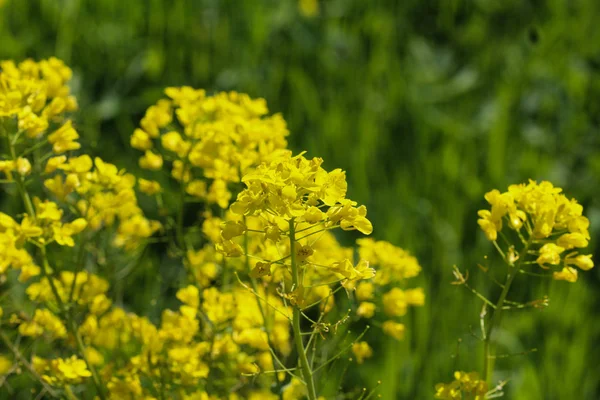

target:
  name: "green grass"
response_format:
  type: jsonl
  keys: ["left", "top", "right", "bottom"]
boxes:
{"left": 1, "top": 0, "right": 600, "bottom": 398}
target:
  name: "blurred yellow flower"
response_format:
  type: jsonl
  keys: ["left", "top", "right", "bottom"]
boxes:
{"left": 299, "top": 0, "right": 319, "bottom": 17}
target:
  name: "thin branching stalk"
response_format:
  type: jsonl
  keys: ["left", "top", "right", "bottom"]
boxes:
{"left": 5, "top": 130, "right": 107, "bottom": 399}
{"left": 483, "top": 237, "right": 533, "bottom": 384}
{"left": 243, "top": 217, "right": 284, "bottom": 399}
{"left": 0, "top": 330, "right": 59, "bottom": 397}
{"left": 289, "top": 219, "right": 318, "bottom": 400}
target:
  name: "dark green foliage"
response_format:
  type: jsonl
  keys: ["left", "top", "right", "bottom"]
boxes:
{"left": 1, "top": 0, "right": 599, "bottom": 398}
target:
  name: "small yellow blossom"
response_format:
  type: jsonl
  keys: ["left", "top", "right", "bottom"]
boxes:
{"left": 0, "top": 355, "right": 12, "bottom": 375}
{"left": 553, "top": 266, "right": 578, "bottom": 282}
{"left": 139, "top": 150, "right": 163, "bottom": 170}
{"left": 356, "top": 302, "right": 376, "bottom": 318}
{"left": 478, "top": 180, "right": 593, "bottom": 283}
{"left": 435, "top": 371, "right": 488, "bottom": 400}
{"left": 16, "top": 157, "right": 31, "bottom": 175}
{"left": 130, "top": 128, "right": 153, "bottom": 150}
{"left": 351, "top": 341, "right": 373, "bottom": 364}
{"left": 382, "top": 321, "right": 405, "bottom": 340}
{"left": 299, "top": 0, "right": 319, "bottom": 18}
{"left": 138, "top": 178, "right": 162, "bottom": 195}
{"left": 48, "top": 120, "right": 81, "bottom": 154}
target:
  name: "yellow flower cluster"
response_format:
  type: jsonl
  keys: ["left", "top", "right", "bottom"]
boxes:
{"left": 72, "top": 284, "right": 291, "bottom": 398}
{"left": 357, "top": 238, "right": 422, "bottom": 285}
{"left": 44, "top": 155, "right": 161, "bottom": 249}
{"left": 229, "top": 151, "right": 372, "bottom": 235}
{"left": 0, "top": 58, "right": 77, "bottom": 138}
{"left": 351, "top": 341, "right": 373, "bottom": 364}
{"left": 0, "top": 57, "right": 426, "bottom": 399}
{"left": 217, "top": 152, "right": 376, "bottom": 290}
{"left": 33, "top": 355, "right": 92, "bottom": 386}
{"left": 0, "top": 200, "right": 88, "bottom": 281}
{"left": 18, "top": 308, "right": 67, "bottom": 339}
{"left": 0, "top": 58, "right": 159, "bottom": 253}
{"left": 353, "top": 239, "right": 424, "bottom": 340}
{"left": 435, "top": 371, "right": 488, "bottom": 400}
{"left": 0, "top": 354, "right": 12, "bottom": 376}
{"left": 25, "top": 271, "right": 111, "bottom": 309}
{"left": 131, "top": 87, "right": 288, "bottom": 208}
{"left": 477, "top": 180, "right": 593, "bottom": 282}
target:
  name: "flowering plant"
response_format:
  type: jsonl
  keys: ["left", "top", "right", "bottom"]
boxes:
{"left": 0, "top": 58, "right": 423, "bottom": 400}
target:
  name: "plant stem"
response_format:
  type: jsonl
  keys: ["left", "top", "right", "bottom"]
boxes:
{"left": 39, "top": 246, "right": 107, "bottom": 400}
{"left": 243, "top": 217, "right": 284, "bottom": 399}
{"left": 483, "top": 238, "right": 532, "bottom": 384}
{"left": 6, "top": 128, "right": 107, "bottom": 399}
{"left": 0, "top": 330, "right": 59, "bottom": 397}
{"left": 289, "top": 219, "right": 318, "bottom": 400}
{"left": 4, "top": 130, "right": 35, "bottom": 216}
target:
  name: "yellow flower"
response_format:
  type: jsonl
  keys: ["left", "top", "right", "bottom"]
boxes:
{"left": 477, "top": 209, "right": 499, "bottom": 241}
{"left": 206, "top": 179, "right": 231, "bottom": 208}
{"left": 303, "top": 206, "right": 325, "bottom": 224}
{"left": 250, "top": 262, "right": 272, "bottom": 279}
{"left": 176, "top": 285, "right": 200, "bottom": 309}
{"left": 48, "top": 120, "right": 81, "bottom": 154}
{"left": 382, "top": 321, "right": 405, "bottom": 340}
{"left": 565, "top": 253, "right": 594, "bottom": 271}
{"left": 221, "top": 220, "right": 247, "bottom": 240}
{"left": 130, "top": 128, "right": 153, "bottom": 150}
{"left": 52, "top": 218, "right": 87, "bottom": 247}
{"left": 0, "top": 355, "right": 12, "bottom": 376}
{"left": 53, "top": 356, "right": 92, "bottom": 383}
{"left": 405, "top": 288, "right": 425, "bottom": 306}
{"left": 18, "top": 106, "right": 48, "bottom": 138}
{"left": 19, "top": 308, "right": 67, "bottom": 339}
{"left": 44, "top": 156, "right": 67, "bottom": 173}
{"left": 0, "top": 160, "right": 15, "bottom": 177}
{"left": 383, "top": 288, "right": 407, "bottom": 317}
{"left": 557, "top": 232, "right": 588, "bottom": 249}
{"left": 479, "top": 180, "right": 593, "bottom": 281}
{"left": 298, "top": 0, "right": 319, "bottom": 18}
{"left": 351, "top": 341, "right": 373, "bottom": 364}
{"left": 356, "top": 302, "right": 376, "bottom": 318}
{"left": 435, "top": 371, "right": 488, "bottom": 400}
{"left": 356, "top": 238, "right": 421, "bottom": 285}
{"left": 186, "top": 180, "right": 207, "bottom": 198}
{"left": 231, "top": 152, "right": 371, "bottom": 235}
{"left": 215, "top": 240, "right": 244, "bottom": 257}
{"left": 18, "top": 264, "right": 40, "bottom": 282}
{"left": 84, "top": 347, "right": 104, "bottom": 366}
{"left": 355, "top": 282, "right": 374, "bottom": 301}
{"left": 16, "top": 157, "right": 31, "bottom": 176}
{"left": 536, "top": 243, "right": 565, "bottom": 267}
{"left": 19, "top": 215, "right": 43, "bottom": 238}
{"left": 161, "top": 130, "right": 190, "bottom": 157}
{"left": 138, "top": 178, "right": 162, "bottom": 195}
{"left": 283, "top": 377, "right": 307, "bottom": 400}
{"left": 553, "top": 266, "right": 578, "bottom": 282}
{"left": 139, "top": 150, "right": 163, "bottom": 170}
{"left": 89, "top": 294, "right": 112, "bottom": 315}
{"left": 295, "top": 243, "right": 314, "bottom": 262}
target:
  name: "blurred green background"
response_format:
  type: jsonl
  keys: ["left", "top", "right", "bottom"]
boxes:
{"left": 2, "top": 0, "right": 600, "bottom": 398}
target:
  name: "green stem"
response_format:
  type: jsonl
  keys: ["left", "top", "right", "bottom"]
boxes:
{"left": 5, "top": 132, "right": 35, "bottom": 216}
{"left": 5, "top": 124, "right": 107, "bottom": 399}
{"left": 243, "top": 217, "right": 284, "bottom": 399}
{"left": 0, "top": 330, "right": 59, "bottom": 397}
{"left": 483, "top": 237, "right": 532, "bottom": 384}
{"left": 68, "top": 218, "right": 89, "bottom": 304}
{"left": 176, "top": 177, "right": 187, "bottom": 252}
{"left": 39, "top": 246, "right": 107, "bottom": 400}
{"left": 289, "top": 219, "right": 318, "bottom": 400}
